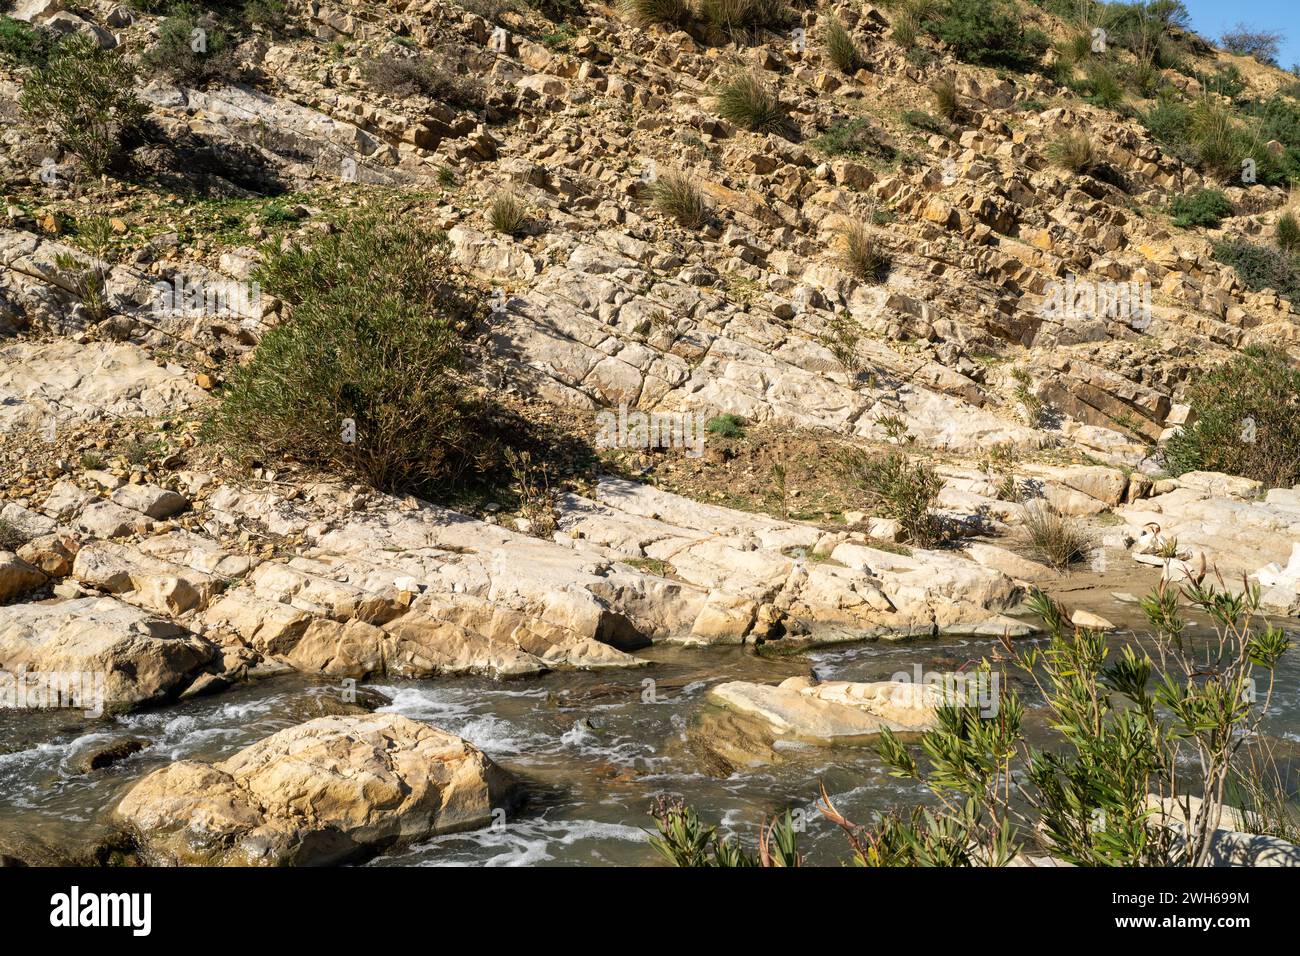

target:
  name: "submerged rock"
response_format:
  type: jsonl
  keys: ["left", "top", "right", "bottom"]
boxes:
{"left": 114, "top": 713, "right": 515, "bottom": 866}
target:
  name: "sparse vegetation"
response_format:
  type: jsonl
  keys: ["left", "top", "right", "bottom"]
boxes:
{"left": 621, "top": 0, "right": 690, "bottom": 26}
{"left": 1219, "top": 23, "right": 1283, "bottom": 66}
{"left": 142, "top": 5, "right": 238, "bottom": 87}
{"left": 361, "top": 53, "right": 485, "bottom": 109}
{"left": 842, "top": 449, "right": 945, "bottom": 547}
{"left": 931, "top": 77, "right": 960, "bottom": 121}
{"left": 1278, "top": 211, "right": 1300, "bottom": 253}
{"left": 0, "top": 517, "right": 29, "bottom": 551}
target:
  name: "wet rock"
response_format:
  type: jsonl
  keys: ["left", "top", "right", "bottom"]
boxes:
{"left": 0, "top": 597, "right": 216, "bottom": 712}
{"left": 69, "top": 736, "right": 149, "bottom": 774}
{"left": 114, "top": 714, "right": 515, "bottom": 866}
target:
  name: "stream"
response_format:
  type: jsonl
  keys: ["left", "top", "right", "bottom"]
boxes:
{"left": 3, "top": 584, "right": 1299, "bottom": 867}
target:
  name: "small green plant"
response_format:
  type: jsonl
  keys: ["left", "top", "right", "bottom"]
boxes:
{"left": 825, "top": 17, "right": 864, "bottom": 75}
{"left": 1169, "top": 188, "right": 1233, "bottom": 228}
{"left": 362, "top": 53, "right": 485, "bottom": 109}
{"left": 705, "top": 413, "right": 745, "bottom": 438}
{"left": 80, "top": 450, "right": 105, "bottom": 470}
{"left": 1276, "top": 211, "right": 1300, "bottom": 253}
{"left": 810, "top": 118, "right": 896, "bottom": 161}
{"left": 488, "top": 191, "right": 528, "bottom": 236}
{"left": 820, "top": 311, "right": 867, "bottom": 380}
{"left": 51, "top": 215, "right": 115, "bottom": 324}
{"left": 19, "top": 36, "right": 147, "bottom": 176}
{"left": 698, "top": 0, "right": 791, "bottom": 33}
{"left": 504, "top": 447, "right": 558, "bottom": 538}
{"left": 437, "top": 166, "right": 458, "bottom": 188}
{"left": 1020, "top": 501, "right": 1092, "bottom": 570}
{"left": 650, "top": 170, "right": 708, "bottom": 229}
{"left": 714, "top": 72, "right": 788, "bottom": 134}
{"left": 1045, "top": 131, "right": 1096, "bottom": 173}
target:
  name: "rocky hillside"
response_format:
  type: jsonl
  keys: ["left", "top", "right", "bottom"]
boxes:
{"left": 1, "top": 0, "right": 1299, "bottom": 866}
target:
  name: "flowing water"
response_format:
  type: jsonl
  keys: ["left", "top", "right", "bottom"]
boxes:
{"left": 3, "top": 586, "right": 1299, "bottom": 867}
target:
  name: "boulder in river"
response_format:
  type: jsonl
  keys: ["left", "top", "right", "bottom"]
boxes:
{"left": 114, "top": 713, "right": 515, "bottom": 866}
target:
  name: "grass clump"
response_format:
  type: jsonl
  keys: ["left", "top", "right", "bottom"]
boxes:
{"left": 834, "top": 217, "right": 888, "bottom": 282}
{"left": 1163, "top": 347, "right": 1300, "bottom": 488}
{"left": 1169, "top": 188, "right": 1232, "bottom": 229}
{"left": 930, "top": 77, "right": 960, "bottom": 121}
{"left": 650, "top": 170, "right": 708, "bottom": 229}
{"left": 487, "top": 191, "right": 528, "bottom": 236}
{"left": 698, "top": 0, "right": 792, "bottom": 33}
{"left": 1020, "top": 501, "right": 1093, "bottom": 570}
{"left": 825, "top": 17, "right": 864, "bottom": 75}
{"left": 705, "top": 413, "right": 745, "bottom": 438}
{"left": 1045, "top": 131, "right": 1096, "bottom": 173}
{"left": 19, "top": 36, "right": 147, "bottom": 177}
{"left": 204, "top": 214, "right": 484, "bottom": 494}
{"left": 1277, "top": 212, "right": 1300, "bottom": 254}
{"left": 621, "top": 0, "right": 689, "bottom": 26}
{"left": 714, "top": 72, "right": 788, "bottom": 134}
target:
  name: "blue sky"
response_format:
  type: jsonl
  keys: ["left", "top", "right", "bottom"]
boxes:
{"left": 1181, "top": 0, "right": 1299, "bottom": 72}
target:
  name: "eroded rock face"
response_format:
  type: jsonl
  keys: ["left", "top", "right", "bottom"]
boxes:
{"left": 114, "top": 714, "right": 515, "bottom": 866}
{"left": 0, "top": 597, "right": 215, "bottom": 712}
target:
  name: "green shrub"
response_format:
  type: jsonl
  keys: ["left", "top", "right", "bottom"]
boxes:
{"left": 714, "top": 72, "right": 788, "bottom": 134}
{"left": 704, "top": 413, "right": 745, "bottom": 438}
{"left": 142, "top": 5, "right": 238, "bottom": 87}
{"left": 19, "top": 36, "right": 147, "bottom": 176}
{"left": 1212, "top": 237, "right": 1300, "bottom": 302}
{"left": 1168, "top": 187, "right": 1232, "bottom": 228}
{"left": 205, "top": 214, "right": 483, "bottom": 494}
{"left": 1163, "top": 347, "right": 1300, "bottom": 488}
{"left": 825, "top": 17, "right": 864, "bottom": 74}
{"left": 810, "top": 117, "right": 896, "bottom": 160}
{"left": 1081, "top": 62, "right": 1123, "bottom": 108}
{"left": 843, "top": 449, "right": 944, "bottom": 547}
{"left": 0, "top": 16, "right": 60, "bottom": 68}
{"left": 927, "top": 0, "right": 1044, "bottom": 70}
{"left": 650, "top": 169, "right": 707, "bottom": 228}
